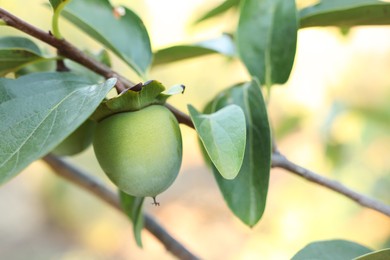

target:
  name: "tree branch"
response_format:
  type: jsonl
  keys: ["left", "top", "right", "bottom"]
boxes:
{"left": 272, "top": 152, "right": 390, "bottom": 217}
{"left": 42, "top": 154, "right": 200, "bottom": 260}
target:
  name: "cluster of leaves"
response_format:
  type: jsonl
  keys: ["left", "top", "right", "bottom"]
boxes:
{"left": 1, "top": 0, "right": 390, "bottom": 257}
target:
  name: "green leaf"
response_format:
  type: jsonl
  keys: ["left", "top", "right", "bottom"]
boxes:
{"left": 355, "top": 248, "right": 390, "bottom": 260}
{"left": 62, "top": 0, "right": 152, "bottom": 76}
{"left": 0, "top": 72, "right": 116, "bottom": 184}
{"left": 152, "top": 34, "right": 236, "bottom": 66}
{"left": 300, "top": 0, "right": 390, "bottom": 28}
{"left": 188, "top": 104, "right": 246, "bottom": 180}
{"left": 119, "top": 191, "right": 144, "bottom": 248}
{"left": 0, "top": 36, "right": 52, "bottom": 76}
{"left": 195, "top": 0, "right": 240, "bottom": 24}
{"left": 202, "top": 79, "right": 271, "bottom": 226}
{"left": 91, "top": 80, "right": 166, "bottom": 122}
{"left": 237, "top": 0, "right": 298, "bottom": 87}
{"left": 292, "top": 239, "right": 373, "bottom": 260}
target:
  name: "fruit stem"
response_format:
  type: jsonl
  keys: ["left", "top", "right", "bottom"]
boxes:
{"left": 152, "top": 197, "right": 160, "bottom": 206}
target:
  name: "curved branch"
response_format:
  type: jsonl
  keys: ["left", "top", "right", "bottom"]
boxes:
{"left": 42, "top": 154, "right": 200, "bottom": 260}
{"left": 272, "top": 152, "right": 390, "bottom": 217}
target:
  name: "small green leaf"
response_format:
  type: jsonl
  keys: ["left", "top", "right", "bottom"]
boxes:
{"left": 62, "top": 0, "right": 152, "bottom": 76}
{"left": 91, "top": 80, "right": 166, "bottom": 122}
{"left": 0, "top": 36, "right": 52, "bottom": 76}
{"left": 119, "top": 191, "right": 144, "bottom": 248}
{"left": 292, "top": 239, "right": 373, "bottom": 260}
{"left": 237, "top": 0, "right": 298, "bottom": 87}
{"left": 189, "top": 104, "right": 246, "bottom": 180}
{"left": 195, "top": 0, "right": 240, "bottom": 24}
{"left": 300, "top": 0, "right": 390, "bottom": 28}
{"left": 156, "top": 84, "right": 185, "bottom": 103}
{"left": 152, "top": 34, "right": 236, "bottom": 66}
{"left": 0, "top": 72, "right": 116, "bottom": 184}
{"left": 202, "top": 79, "right": 271, "bottom": 226}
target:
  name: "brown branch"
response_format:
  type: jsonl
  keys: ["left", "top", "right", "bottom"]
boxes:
{"left": 165, "top": 103, "right": 194, "bottom": 128}
{"left": 42, "top": 154, "right": 200, "bottom": 260}
{"left": 272, "top": 152, "right": 390, "bottom": 217}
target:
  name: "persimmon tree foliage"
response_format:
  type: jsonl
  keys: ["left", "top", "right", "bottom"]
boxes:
{"left": 1, "top": 0, "right": 390, "bottom": 259}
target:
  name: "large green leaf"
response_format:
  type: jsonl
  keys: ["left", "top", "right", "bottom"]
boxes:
{"left": 237, "top": 0, "right": 297, "bottom": 87}
{"left": 195, "top": 0, "right": 240, "bottom": 24}
{"left": 119, "top": 191, "right": 144, "bottom": 248}
{"left": 0, "top": 72, "right": 116, "bottom": 184}
{"left": 152, "top": 34, "right": 236, "bottom": 66}
{"left": 188, "top": 104, "right": 246, "bottom": 180}
{"left": 62, "top": 0, "right": 152, "bottom": 76}
{"left": 300, "top": 0, "right": 390, "bottom": 28}
{"left": 356, "top": 248, "right": 390, "bottom": 260}
{"left": 0, "top": 36, "right": 51, "bottom": 76}
{"left": 202, "top": 79, "right": 271, "bottom": 227}
{"left": 292, "top": 239, "right": 372, "bottom": 260}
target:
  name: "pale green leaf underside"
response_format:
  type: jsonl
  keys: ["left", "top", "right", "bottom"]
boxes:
{"left": 292, "top": 239, "right": 372, "bottom": 260}
{"left": 189, "top": 104, "right": 246, "bottom": 180}
{"left": 0, "top": 72, "right": 116, "bottom": 184}
{"left": 300, "top": 0, "right": 390, "bottom": 28}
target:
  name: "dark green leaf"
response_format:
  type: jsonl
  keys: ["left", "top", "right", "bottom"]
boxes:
{"left": 202, "top": 79, "right": 271, "bottom": 226}
{"left": 355, "top": 248, "right": 390, "bottom": 260}
{"left": 300, "top": 0, "right": 390, "bottom": 28}
{"left": 62, "top": 0, "right": 152, "bottom": 75}
{"left": 237, "top": 0, "right": 298, "bottom": 87}
{"left": 292, "top": 239, "right": 372, "bottom": 260}
{"left": 195, "top": 0, "right": 240, "bottom": 24}
{"left": 152, "top": 34, "right": 236, "bottom": 66}
{"left": 188, "top": 104, "right": 246, "bottom": 180}
{"left": 0, "top": 36, "right": 51, "bottom": 76}
{"left": 0, "top": 72, "right": 116, "bottom": 184}
{"left": 119, "top": 191, "right": 144, "bottom": 248}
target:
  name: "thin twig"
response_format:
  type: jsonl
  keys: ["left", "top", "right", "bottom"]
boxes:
{"left": 42, "top": 154, "right": 200, "bottom": 260}
{"left": 272, "top": 152, "right": 390, "bottom": 217}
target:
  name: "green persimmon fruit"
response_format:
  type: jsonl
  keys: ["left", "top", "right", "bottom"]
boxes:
{"left": 52, "top": 120, "right": 96, "bottom": 156}
{"left": 93, "top": 105, "right": 182, "bottom": 198}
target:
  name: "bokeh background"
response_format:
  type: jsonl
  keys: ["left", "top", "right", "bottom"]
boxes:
{"left": 1, "top": 0, "right": 390, "bottom": 259}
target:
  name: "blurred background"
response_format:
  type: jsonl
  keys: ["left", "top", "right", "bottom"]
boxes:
{"left": 1, "top": 0, "right": 390, "bottom": 259}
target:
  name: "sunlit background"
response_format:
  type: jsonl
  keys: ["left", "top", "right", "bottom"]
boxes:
{"left": 1, "top": 0, "right": 390, "bottom": 259}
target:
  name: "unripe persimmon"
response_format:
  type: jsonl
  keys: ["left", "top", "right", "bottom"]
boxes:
{"left": 93, "top": 105, "right": 182, "bottom": 198}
